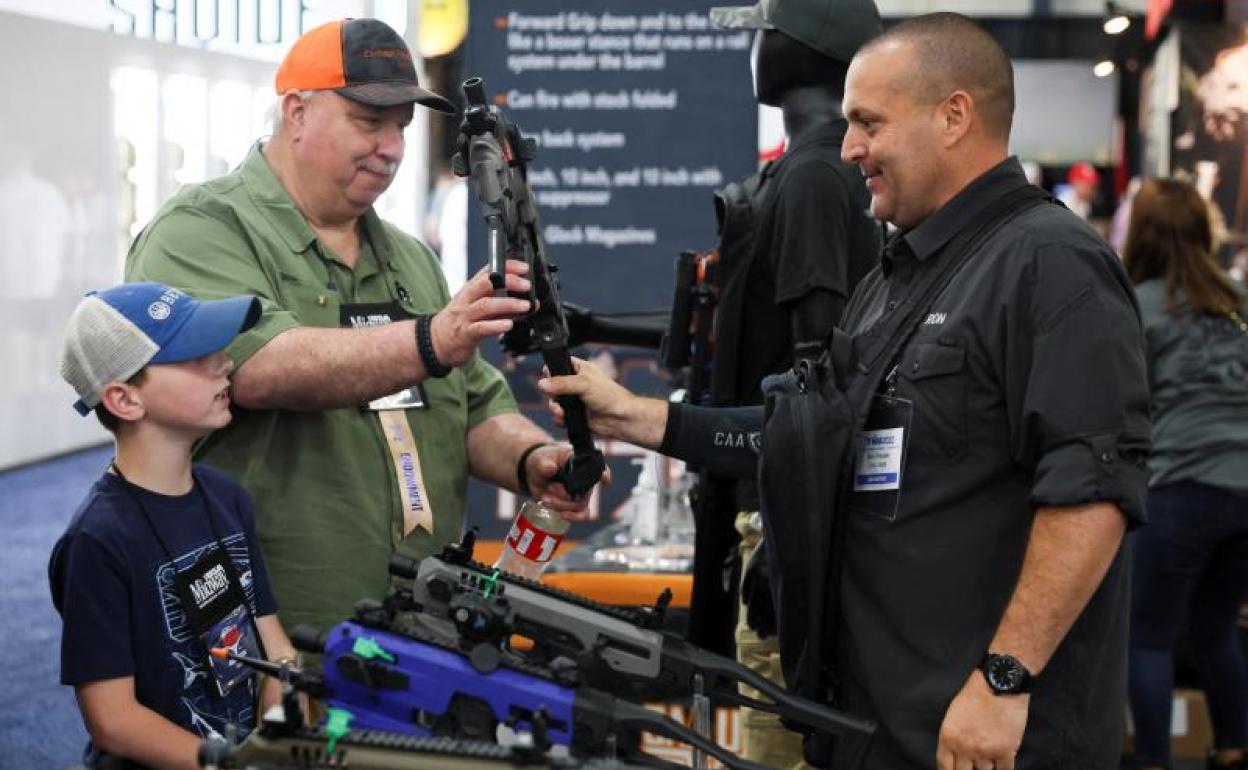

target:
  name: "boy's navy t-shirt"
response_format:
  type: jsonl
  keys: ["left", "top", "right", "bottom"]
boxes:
{"left": 49, "top": 464, "right": 277, "bottom": 765}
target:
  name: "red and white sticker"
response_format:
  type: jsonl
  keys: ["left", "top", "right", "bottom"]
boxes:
{"left": 505, "top": 515, "right": 564, "bottom": 564}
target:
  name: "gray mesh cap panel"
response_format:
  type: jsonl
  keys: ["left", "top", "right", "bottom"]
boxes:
{"left": 61, "top": 296, "right": 159, "bottom": 412}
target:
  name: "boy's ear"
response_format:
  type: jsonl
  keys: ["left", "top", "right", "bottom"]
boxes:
{"left": 99, "top": 382, "right": 145, "bottom": 424}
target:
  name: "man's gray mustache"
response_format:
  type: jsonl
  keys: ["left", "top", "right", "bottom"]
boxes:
{"left": 359, "top": 161, "right": 398, "bottom": 176}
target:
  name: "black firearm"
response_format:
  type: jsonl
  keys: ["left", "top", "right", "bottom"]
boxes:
{"left": 498, "top": 252, "right": 717, "bottom": 405}
{"left": 500, "top": 303, "right": 669, "bottom": 357}
{"left": 452, "top": 76, "right": 605, "bottom": 499}
{"left": 211, "top": 610, "right": 775, "bottom": 770}
{"left": 389, "top": 536, "right": 877, "bottom": 770}
{"left": 198, "top": 694, "right": 642, "bottom": 770}
{"left": 659, "top": 250, "right": 718, "bottom": 409}
{"left": 200, "top": 725, "right": 561, "bottom": 770}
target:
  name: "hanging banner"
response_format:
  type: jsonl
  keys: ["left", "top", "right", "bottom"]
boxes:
{"left": 1173, "top": 23, "right": 1248, "bottom": 236}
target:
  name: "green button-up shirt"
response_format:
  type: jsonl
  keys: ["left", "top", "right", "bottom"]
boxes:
{"left": 125, "top": 144, "right": 517, "bottom": 631}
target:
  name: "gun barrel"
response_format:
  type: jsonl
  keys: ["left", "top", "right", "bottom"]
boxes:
{"left": 389, "top": 553, "right": 420, "bottom": 580}
{"left": 290, "top": 625, "right": 329, "bottom": 655}
{"left": 463, "top": 77, "right": 486, "bottom": 107}
{"left": 661, "top": 252, "right": 699, "bottom": 369}
{"left": 210, "top": 649, "right": 286, "bottom": 678}
{"left": 486, "top": 216, "right": 507, "bottom": 294}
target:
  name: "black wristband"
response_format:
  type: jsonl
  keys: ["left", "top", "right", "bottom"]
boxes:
{"left": 416, "top": 314, "right": 452, "bottom": 378}
{"left": 516, "top": 442, "right": 554, "bottom": 497}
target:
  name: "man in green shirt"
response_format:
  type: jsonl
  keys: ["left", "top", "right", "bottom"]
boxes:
{"left": 126, "top": 18, "right": 595, "bottom": 632}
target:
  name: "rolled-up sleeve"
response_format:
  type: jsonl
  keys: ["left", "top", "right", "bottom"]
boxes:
{"left": 463, "top": 351, "right": 518, "bottom": 430}
{"left": 1011, "top": 242, "right": 1151, "bottom": 526}
{"left": 125, "top": 203, "right": 300, "bottom": 367}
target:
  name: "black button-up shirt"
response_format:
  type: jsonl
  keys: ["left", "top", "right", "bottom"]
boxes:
{"left": 837, "top": 158, "right": 1151, "bottom": 769}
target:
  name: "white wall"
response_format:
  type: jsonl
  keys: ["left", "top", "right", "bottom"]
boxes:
{"left": 1, "top": 12, "right": 127, "bottom": 469}
{"left": 0, "top": 0, "right": 408, "bottom": 59}
{"left": 1012, "top": 61, "right": 1120, "bottom": 165}
{"left": 0, "top": 6, "right": 430, "bottom": 469}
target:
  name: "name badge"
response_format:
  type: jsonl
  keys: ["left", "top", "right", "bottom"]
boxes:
{"left": 340, "top": 301, "right": 428, "bottom": 411}
{"left": 854, "top": 427, "right": 904, "bottom": 491}
{"left": 847, "top": 394, "right": 913, "bottom": 521}
{"left": 367, "top": 387, "right": 426, "bottom": 411}
{"left": 171, "top": 548, "right": 260, "bottom": 697}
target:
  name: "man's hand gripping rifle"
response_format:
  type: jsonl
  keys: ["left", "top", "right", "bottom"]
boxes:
{"left": 452, "top": 76, "right": 605, "bottom": 499}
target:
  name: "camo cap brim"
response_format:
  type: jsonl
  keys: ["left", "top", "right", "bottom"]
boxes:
{"left": 709, "top": 2, "right": 775, "bottom": 29}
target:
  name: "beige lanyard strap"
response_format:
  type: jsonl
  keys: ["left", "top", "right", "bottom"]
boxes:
{"left": 377, "top": 409, "right": 434, "bottom": 537}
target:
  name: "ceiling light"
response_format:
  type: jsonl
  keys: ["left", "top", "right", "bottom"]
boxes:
{"left": 1103, "top": 14, "right": 1130, "bottom": 35}
{"left": 1103, "top": 1, "right": 1131, "bottom": 35}
{"left": 419, "top": 0, "right": 468, "bottom": 58}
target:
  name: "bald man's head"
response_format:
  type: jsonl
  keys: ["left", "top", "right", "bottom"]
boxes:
{"left": 861, "top": 13, "right": 1014, "bottom": 142}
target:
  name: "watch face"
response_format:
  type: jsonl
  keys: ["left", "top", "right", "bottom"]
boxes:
{"left": 986, "top": 655, "right": 1026, "bottom": 692}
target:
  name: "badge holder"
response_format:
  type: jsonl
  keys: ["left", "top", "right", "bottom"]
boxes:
{"left": 112, "top": 464, "right": 264, "bottom": 699}
{"left": 340, "top": 301, "right": 430, "bottom": 411}
{"left": 846, "top": 391, "right": 913, "bottom": 522}
{"left": 172, "top": 546, "right": 264, "bottom": 698}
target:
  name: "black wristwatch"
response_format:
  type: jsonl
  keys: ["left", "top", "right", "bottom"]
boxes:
{"left": 979, "top": 652, "right": 1034, "bottom": 695}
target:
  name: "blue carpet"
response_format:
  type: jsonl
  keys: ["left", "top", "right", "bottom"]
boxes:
{"left": 0, "top": 445, "right": 109, "bottom": 770}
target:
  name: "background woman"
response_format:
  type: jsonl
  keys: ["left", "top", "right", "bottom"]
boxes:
{"left": 1124, "top": 177, "right": 1248, "bottom": 770}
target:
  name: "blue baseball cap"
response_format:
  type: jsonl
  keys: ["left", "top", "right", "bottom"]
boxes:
{"left": 61, "top": 282, "right": 261, "bottom": 416}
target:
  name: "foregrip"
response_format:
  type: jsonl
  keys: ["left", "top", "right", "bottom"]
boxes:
{"left": 541, "top": 352, "right": 606, "bottom": 498}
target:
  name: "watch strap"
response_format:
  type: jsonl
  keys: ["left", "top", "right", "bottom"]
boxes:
{"left": 979, "top": 652, "right": 1034, "bottom": 695}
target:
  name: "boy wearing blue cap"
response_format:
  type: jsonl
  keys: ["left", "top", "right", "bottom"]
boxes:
{"left": 50, "top": 283, "right": 298, "bottom": 770}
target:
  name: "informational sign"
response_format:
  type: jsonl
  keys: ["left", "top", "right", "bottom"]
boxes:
{"left": 461, "top": 1, "right": 758, "bottom": 541}
{"left": 463, "top": 0, "right": 758, "bottom": 313}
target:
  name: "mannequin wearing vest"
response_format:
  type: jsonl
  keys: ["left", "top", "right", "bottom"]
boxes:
{"left": 714, "top": 28, "right": 879, "bottom": 770}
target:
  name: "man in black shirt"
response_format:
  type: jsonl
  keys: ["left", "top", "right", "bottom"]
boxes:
{"left": 831, "top": 15, "right": 1149, "bottom": 770}
{"left": 541, "top": 13, "right": 1149, "bottom": 770}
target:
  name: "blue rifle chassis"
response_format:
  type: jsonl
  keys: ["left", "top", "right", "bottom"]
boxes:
{"left": 318, "top": 618, "right": 575, "bottom": 744}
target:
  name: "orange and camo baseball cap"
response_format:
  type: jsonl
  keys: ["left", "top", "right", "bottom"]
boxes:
{"left": 275, "top": 18, "right": 455, "bottom": 113}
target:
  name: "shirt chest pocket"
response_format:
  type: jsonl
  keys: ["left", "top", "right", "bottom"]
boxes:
{"left": 277, "top": 269, "right": 341, "bottom": 328}
{"left": 896, "top": 341, "right": 967, "bottom": 462}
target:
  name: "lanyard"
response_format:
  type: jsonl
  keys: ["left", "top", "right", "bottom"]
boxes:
{"left": 108, "top": 461, "right": 246, "bottom": 598}
{"left": 315, "top": 223, "right": 411, "bottom": 306}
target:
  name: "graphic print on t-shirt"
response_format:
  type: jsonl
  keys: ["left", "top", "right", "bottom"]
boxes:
{"left": 153, "top": 532, "right": 258, "bottom": 737}
{"left": 171, "top": 651, "right": 209, "bottom": 689}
